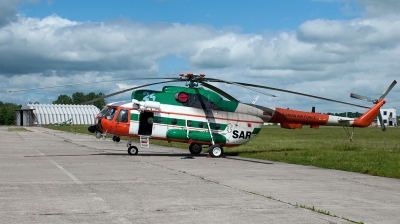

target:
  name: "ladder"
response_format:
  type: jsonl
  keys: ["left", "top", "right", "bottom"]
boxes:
{"left": 206, "top": 119, "right": 215, "bottom": 145}
{"left": 139, "top": 135, "right": 150, "bottom": 148}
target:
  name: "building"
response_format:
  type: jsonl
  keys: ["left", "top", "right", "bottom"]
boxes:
{"left": 377, "top": 108, "right": 397, "bottom": 127}
{"left": 15, "top": 104, "right": 100, "bottom": 126}
{"left": 14, "top": 108, "right": 36, "bottom": 126}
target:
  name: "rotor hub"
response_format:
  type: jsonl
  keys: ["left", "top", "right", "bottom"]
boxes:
{"left": 179, "top": 73, "right": 207, "bottom": 88}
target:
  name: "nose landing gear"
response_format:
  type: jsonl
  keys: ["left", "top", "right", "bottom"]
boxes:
{"left": 112, "top": 136, "right": 121, "bottom": 142}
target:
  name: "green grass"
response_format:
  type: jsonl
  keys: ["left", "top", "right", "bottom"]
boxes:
{"left": 8, "top": 127, "right": 31, "bottom": 132}
{"left": 45, "top": 125, "right": 400, "bottom": 179}
{"left": 227, "top": 126, "right": 400, "bottom": 178}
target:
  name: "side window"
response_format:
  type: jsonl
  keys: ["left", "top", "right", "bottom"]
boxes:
{"left": 116, "top": 109, "right": 128, "bottom": 123}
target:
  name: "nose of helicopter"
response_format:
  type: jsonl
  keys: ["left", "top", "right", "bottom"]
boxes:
{"left": 88, "top": 117, "right": 104, "bottom": 139}
{"left": 88, "top": 125, "right": 97, "bottom": 133}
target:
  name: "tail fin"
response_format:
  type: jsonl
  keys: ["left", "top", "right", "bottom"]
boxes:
{"left": 352, "top": 99, "right": 386, "bottom": 128}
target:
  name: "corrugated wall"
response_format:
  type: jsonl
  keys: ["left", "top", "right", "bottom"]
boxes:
{"left": 21, "top": 104, "right": 100, "bottom": 125}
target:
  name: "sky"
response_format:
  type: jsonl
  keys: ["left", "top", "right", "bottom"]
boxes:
{"left": 1, "top": 0, "right": 399, "bottom": 113}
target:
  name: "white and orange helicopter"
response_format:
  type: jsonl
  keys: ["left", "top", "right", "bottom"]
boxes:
{"left": 84, "top": 73, "right": 396, "bottom": 157}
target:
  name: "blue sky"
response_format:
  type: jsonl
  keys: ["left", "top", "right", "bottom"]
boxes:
{"left": 1, "top": 0, "right": 400, "bottom": 113}
{"left": 18, "top": 0, "right": 361, "bottom": 32}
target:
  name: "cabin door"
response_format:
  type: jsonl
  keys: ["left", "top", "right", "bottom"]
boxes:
{"left": 138, "top": 111, "right": 154, "bottom": 136}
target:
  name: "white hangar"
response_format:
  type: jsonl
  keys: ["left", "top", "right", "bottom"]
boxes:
{"left": 15, "top": 104, "right": 100, "bottom": 126}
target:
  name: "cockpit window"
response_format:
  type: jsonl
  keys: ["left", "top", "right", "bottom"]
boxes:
{"left": 98, "top": 106, "right": 110, "bottom": 118}
{"left": 106, "top": 108, "right": 118, "bottom": 120}
{"left": 116, "top": 109, "right": 128, "bottom": 123}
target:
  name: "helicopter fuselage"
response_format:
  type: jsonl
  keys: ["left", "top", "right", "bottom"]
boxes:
{"left": 96, "top": 100, "right": 264, "bottom": 147}
{"left": 89, "top": 82, "right": 388, "bottom": 157}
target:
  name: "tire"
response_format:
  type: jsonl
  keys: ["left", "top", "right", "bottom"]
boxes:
{"left": 128, "top": 146, "right": 138, "bottom": 155}
{"left": 209, "top": 144, "right": 223, "bottom": 157}
{"left": 95, "top": 131, "right": 102, "bottom": 139}
{"left": 189, "top": 143, "right": 202, "bottom": 154}
{"left": 112, "top": 136, "right": 120, "bottom": 142}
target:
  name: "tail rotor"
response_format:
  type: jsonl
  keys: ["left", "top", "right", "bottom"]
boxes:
{"left": 350, "top": 80, "right": 397, "bottom": 131}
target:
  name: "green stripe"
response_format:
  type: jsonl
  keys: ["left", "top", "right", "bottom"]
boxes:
{"left": 252, "top": 128, "right": 261, "bottom": 134}
{"left": 152, "top": 116, "right": 226, "bottom": 130}
{"left": 130, "top": 114, "right": 139, "bottom": 121}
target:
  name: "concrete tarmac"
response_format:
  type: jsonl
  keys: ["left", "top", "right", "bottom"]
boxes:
{"left": 0, "top": 126, "right": 399, "bottom": 224}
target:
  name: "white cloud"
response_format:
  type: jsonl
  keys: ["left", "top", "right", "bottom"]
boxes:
{"left": 1, "top": 0, "right": 400, "bottom": 113}
{"left": 357, "top": 0, "right": 400, "bottom": 17}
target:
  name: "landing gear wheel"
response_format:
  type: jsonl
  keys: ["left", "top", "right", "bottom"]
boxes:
{"left": 189, "top": 143, "right": 202, "bottom": 154}
{"left": 128, "top": 146, "right": 138, "bottom": 155}
{"left": 112, "top": 136, "right": 120, "bottom": 142}
{"left": 95, "top": 131, "right": 102, "bottom": 139}
{"left": 209, "top": 144, "right": 223, "bottom": 157}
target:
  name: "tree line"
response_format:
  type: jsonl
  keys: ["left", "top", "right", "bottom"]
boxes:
{"left": 52, "top": 92, "right": 106, "bottom": 110}
{"left": 0, "top": 102, "right": 22, "bottom": 125}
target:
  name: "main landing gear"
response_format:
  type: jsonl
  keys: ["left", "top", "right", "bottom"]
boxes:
{"left": 127, "top": 140, "right": 138, "bottom": 155}
{"left": 208, "top": 144, "right": 223, "bottom": 157}
{"left": 189, "top": 143, "right": 224, "bottom": 157}
{"left": 189, "top": 143, "right": 202, "bottom": 154}
{"left": 125, "top": 140, "right": 223, "bottom": 157}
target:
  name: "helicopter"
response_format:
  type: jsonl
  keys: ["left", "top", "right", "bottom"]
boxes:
{"left": 85, "top": 73, "right": 396, "bottom": 157}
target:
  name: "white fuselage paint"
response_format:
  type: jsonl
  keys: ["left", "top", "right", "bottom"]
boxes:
{"left": 129, "top": 102, "right": 264, "bottom": 146}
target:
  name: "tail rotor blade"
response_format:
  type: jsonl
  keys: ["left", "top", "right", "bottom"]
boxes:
{"left": 377, "top": 112, "right": 386, "bottom": 131}
{"left": 380, "top": 80, "right": 397, "bottom": 99}
{"left": 350, "top": 93, "right": 375, "bottom": 102}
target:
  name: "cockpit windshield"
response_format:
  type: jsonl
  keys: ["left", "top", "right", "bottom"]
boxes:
{"left": 98, "top": 106, "right": 111, "bottom": 118}
{"left": 106, "top": 108, "right": 118, "bottom": 120}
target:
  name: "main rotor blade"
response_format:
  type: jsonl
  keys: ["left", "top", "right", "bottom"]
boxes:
{"left": 82, "top": 80, "right": 177, "bottom": 104}
{"left": 9, "top": 77, "right": 179, "bottom": 92}
{"left": 207, "top": 78, "right": 369, "bottom": 109}
{"left": 225, "top": 82, "right": 277, "bottom": 97}
{"left": 380, "top": 80, "right": 397, "bottom": 99}
{"left": 204, "top": 78, "right": 277, "bottom": 97}
{"left": 200, "top": 82, "right": 239, "bottom": 102}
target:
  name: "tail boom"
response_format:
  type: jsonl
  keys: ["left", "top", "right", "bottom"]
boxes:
{"left": 263, "top": 99, "right": 385, "bottom": 129}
